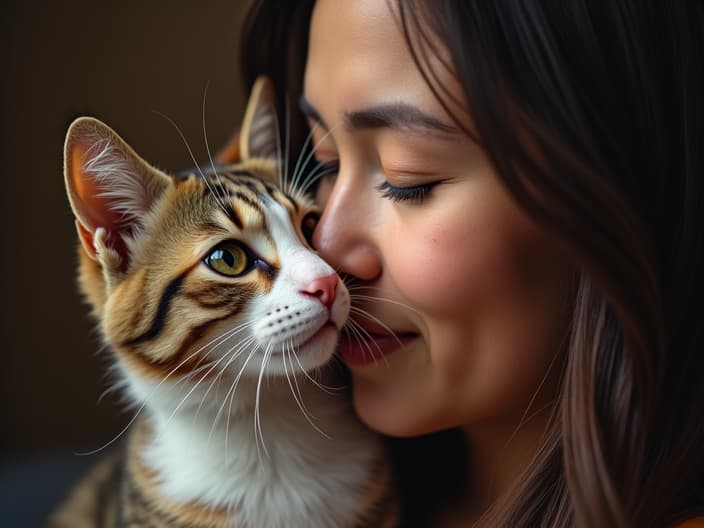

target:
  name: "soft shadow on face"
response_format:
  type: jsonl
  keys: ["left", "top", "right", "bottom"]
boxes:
{"left": 304, "top": 0, "right": 572, "bottom": 439}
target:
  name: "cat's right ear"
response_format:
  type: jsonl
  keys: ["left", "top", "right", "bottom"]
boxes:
{"left": 238, "top": 76, "right": 279, "bottom": 162}
{"left": 64, "top": 117, "right": 171, "bottom": 273}
{"left": 215, "top": 76, "right": 279, "bottom": 167}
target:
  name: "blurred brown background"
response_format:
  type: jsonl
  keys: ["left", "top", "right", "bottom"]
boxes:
{"left": 1, "top": 1, "right": 248, "bottom": 461}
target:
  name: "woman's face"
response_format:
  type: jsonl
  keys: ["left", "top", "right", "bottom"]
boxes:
{"left": 304, "top": 0, "right": 571, "bottom": 437}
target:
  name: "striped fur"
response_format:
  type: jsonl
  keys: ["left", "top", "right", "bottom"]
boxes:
{"left": 50, "top": 79, "right": 397, "bottom": 528}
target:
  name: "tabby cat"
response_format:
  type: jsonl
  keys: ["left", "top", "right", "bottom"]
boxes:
{"left": 48, "top": 78, "right": 397, "bottom": 528}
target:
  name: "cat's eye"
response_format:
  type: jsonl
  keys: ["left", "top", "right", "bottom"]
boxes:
{"left": 204, "top": 241, "right": 250, "bottom": 277}
{"left": 301, "top": 212, "right": 320, "bottom": 246}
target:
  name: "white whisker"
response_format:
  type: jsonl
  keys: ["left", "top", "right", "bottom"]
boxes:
{"left": 289, "top": 121, "right": 320, "bottom": 195}
{"left": 153, "top": 110, "right": 230, "bottom": 216}
{"left": 298, "top": 159, "right": 338, "bottom": 196}
{"left": 348, "top": 293, "right": 422, "bottom": 317}
{"left": 290, "top": 345, "right": 343, "bottom": 394}
{"left": 345, "top": 319, "right": 386, "bottom": 365}
{"left": 75, "top": 321, "right": 253, "bottom": 456}
{"left": 288, "top": 124, "right": 340, "bottom": 197}
{"left": 201, "top": 81, "right": 231, "bottom": 209}
{"left": 349, "top": 306, "right": 404, "bottom": 348}
{"left": 194, "top": 334, "right": 257, "bottom": 420}
{"left": 268, "top": 99, "right": 285, "bottom": 191}
{"left": 210, "top": 339, "right": 259, "bottom": 443}
{"left": 254, "top": 344, "right": 273, "bottom": 459}
{"left": 284, "top": 341, "right": 332, "bottom": 438}
{"left": 283, "top": 98, "right": 291, "bottom": 194}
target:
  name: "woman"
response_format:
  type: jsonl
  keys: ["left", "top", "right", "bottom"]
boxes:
{"left": 238, "top": 1, "right": 703, "bottom": 526}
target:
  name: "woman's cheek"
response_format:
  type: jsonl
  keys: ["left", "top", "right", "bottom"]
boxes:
{"left": 386, "top": 224, "right": 492, "bottom": 316}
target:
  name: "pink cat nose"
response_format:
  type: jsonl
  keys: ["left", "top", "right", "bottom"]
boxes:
{"left": 301, "top": 273, "right": 339, "bottom": 309}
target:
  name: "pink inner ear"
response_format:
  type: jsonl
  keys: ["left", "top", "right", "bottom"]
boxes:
{"left": 68, "top": 140, "right": 131, "bottom": 271}
{"left": 69, "top": 141, "right": 124, "bottom": 232}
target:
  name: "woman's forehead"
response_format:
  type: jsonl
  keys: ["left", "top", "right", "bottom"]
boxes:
{"left": 304, "top": 0, "right": 470, "bottom": 136}
{"left": 305, "top": 1, "right": 414, "bottom": 101}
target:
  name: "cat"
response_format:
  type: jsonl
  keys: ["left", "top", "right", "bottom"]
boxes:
{"left": 47, "top": 77, "right": 397, "bottom": 528}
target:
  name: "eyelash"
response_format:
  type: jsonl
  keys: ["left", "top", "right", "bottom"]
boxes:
{"left": 313, "top": 158, "right": 435, "bottom": 204}
{"left": 375, "top": 181, "right": 435, "bottom": 204}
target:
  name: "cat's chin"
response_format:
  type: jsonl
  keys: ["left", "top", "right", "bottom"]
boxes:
{"left": 265, "top": 323, "right": 340, "bottom": 375}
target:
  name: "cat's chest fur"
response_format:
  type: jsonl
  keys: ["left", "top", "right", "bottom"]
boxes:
{"left": 127, "top": 378, "right": 391, "bottom": 528}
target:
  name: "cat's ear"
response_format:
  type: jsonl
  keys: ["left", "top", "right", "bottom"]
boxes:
{"left": 238, "top": 76, "right": 279, "bottom": 162}
{"left": 64, "top": 117, "right": 171, "bottom": 273}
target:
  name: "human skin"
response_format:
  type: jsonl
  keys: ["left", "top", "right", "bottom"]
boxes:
{"left": 303, "top": 0, "right": 573, "bottom": 519}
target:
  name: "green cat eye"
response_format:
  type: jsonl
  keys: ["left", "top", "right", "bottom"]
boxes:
{"left": 205, "top": 241, "right": 250, "bottom": 277}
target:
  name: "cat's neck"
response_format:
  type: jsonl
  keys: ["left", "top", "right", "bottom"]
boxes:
{"left": 128, "top": 373, "right": 382, "bottom": 528}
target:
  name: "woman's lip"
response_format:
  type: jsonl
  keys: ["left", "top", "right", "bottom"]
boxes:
{"left": 337, "top": 331, "right": 418, "bottom": 367}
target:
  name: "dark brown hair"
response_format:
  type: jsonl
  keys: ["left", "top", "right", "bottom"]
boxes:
{"left": 238, "top": 1, "right": 704, "bottom": 526}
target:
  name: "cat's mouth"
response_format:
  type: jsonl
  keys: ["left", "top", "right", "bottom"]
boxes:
{"left": 261, "top": 321, "right": 340, "bottom": 372}
{"left": 293, "top": 321, "right": 338, "bottom": 350}
{"left": 267, "top": 320, "right": 339, "bottom": 357}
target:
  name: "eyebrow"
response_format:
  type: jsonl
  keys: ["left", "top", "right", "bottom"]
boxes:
{"left": 299, "top": 95, "right": 460, "bottom": 138}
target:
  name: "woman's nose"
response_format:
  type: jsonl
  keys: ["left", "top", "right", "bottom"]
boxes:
{"left": 312, "top": 178, "right": 382, "bottom": 281}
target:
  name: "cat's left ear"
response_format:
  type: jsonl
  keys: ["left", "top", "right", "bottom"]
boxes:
{"left": 64, "top": 117, "right": 172, "bottom": 273}
{"left": 216, "top": 76, "right": 279, "bottom": 164}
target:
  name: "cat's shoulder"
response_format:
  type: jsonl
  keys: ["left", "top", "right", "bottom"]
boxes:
{"left": 45, "top": 449, "right": 124, "bottom": 528}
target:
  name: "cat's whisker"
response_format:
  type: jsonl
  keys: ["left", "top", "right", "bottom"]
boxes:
{"left": 289, "top": 343, "right": 344, "bottom": 394}
{"left": 343, "top": 322, "right": 372, "bottom": 363}
{"left": 297, "top": 169, "right": 329, "bottom": 197}
{"left": 169, "top": 321, "right": 256, "bottom": 391}
{"left": 200, "top": 335, "right": 258, "bottom": 423}
{"left": 348, "top": 293, "right": 423, "bottom": 317}
{"left": 288, "top": 124, "right": 340, "bottom": 197}
{"left": 172, "top": 359, "right": 217, "bottom": 386}
{"left": 96, "top": 379, "right": 129, "bottom": 406}
{"left": 149, "top": 330, "right": 259, "bottom": 449}
{"left": 211, "top": 340, "right": 260, "bottom": 445}
{"left": 298, "top": 159, "right": 338, "bottom": 196}
{"left": 283, "top": 98, "right": 291, "bottom": 195}
{"left": 201, "top": 81, "right": 232, "bottom": 210}
{"left": 268, "top": 100, "right": 285, "bottom": 192}
{"left": 75, "top": 323, "right": 251, "bottom": 456}
{"left": 289, "top": 120, "right": 321, "bottom": 196}
{"left": 195, "top": 336, "right": 255, "bottom": 418}
{"left": 285, "top": 341, "right": 316, "bottom": 420}
{"left": 154, "top": 110, "right": 230, "bottom": 216}
{"left": 349, "top": 306, "right": 406, "bottom": 349}
{"left": 345, "top": 319, "right": 387, "bottom": 366}
{"left": 282, "top": 342, "right": 307, "bottom": 420}
{"left": 254, "top": 344, "right": 273, "bottom": 460}
{"left": 283, "top": 341, "right": 332, "bottom": 439}
{"left": 345, "top": 284, "right": 401, "bottom": 296}
{"left": 162, "top": 354, "right": 233, "bottom": 433}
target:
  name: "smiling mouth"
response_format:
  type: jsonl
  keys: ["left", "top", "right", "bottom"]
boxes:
{"left": 337, "top": 330, "right": 418, "bottom": 367}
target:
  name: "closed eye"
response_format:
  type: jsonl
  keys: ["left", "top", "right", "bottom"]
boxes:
{"left": 375, "top": 181, "right": 437, "bottom": 204}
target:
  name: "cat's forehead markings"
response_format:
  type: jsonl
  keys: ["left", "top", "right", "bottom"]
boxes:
{"left": 177, "top": 164, "right": 301, "bottom": 213}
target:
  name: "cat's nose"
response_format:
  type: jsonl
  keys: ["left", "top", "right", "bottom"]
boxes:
{"left": 301, "top": 273, "right": 339, "bottom": 309}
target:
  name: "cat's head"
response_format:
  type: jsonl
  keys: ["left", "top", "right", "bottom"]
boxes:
{"left": 64, "top": 78, "right": 349, "bottom": 396}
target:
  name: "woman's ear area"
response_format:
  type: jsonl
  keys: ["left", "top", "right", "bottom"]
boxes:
{"left": 215, "top": 76, "right": 279, "bottom": 165}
